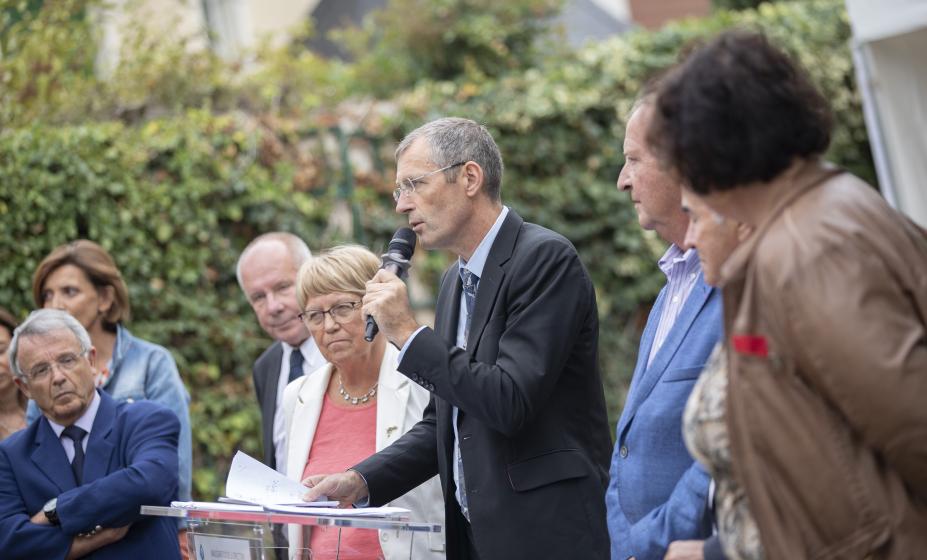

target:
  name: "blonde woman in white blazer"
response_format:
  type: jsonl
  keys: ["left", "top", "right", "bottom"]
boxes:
{"left": 281, "top": 245, "right": 445, "bottom": 560}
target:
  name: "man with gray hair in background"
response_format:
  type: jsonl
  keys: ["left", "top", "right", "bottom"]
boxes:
{"left": 0, "top": 309, "right": 181, "bottom": 559}
{"left": 237, "top": 232, "right": 326, "bottom": 474}
{"left": 305, "top": 117, "right": 613, "bottom": 560}
{"left": 238, "top": 233, "right": 326, "bottom": 560}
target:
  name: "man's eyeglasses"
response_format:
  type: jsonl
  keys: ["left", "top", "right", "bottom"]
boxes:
{"left": 25, "top": 351, "right": 87, "bottom": 382}
{"left": 393, "top": 161, "right": 467, "bottom": 202}
{"left": 298, "top": 301, "right": 362, "bottom": 327}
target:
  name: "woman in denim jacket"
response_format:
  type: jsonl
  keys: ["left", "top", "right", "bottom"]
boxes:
{"left": 27, "top": 240, "right": 193, "bottom": 557}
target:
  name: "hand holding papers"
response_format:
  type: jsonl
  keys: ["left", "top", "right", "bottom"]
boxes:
{"left": 176, "top": 451, "right": 408, "bottom": 520}
{"left": 225, "top": 451, "right": 333, "bottom": 507}
{"left": 301, "top": 470, "right": 371, "bottom": 507}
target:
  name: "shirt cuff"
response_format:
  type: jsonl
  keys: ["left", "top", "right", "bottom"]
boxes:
{"left": 348, "top": 468, "right": 371, "bottom": 508}
{"left": 397, "top": 326, "right": 428, "bottom": 363}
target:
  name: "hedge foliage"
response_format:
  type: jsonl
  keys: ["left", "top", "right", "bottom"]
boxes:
{"left": 0, "top": 0, "right": 871, "bottom": 499}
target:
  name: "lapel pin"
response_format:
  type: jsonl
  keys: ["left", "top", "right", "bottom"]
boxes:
{"left": 386, "top": 426, "right": 398, "bottom": 438}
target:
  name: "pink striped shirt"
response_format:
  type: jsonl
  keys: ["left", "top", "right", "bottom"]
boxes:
{"left": 647, "top": 244, "right": 702, "bottom": 367}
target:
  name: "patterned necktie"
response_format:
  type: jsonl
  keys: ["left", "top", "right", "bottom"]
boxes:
{"left": 62, "top": 425, "right": 87, "bottom": 485}
{"left": 456, "top": 268, "right": 480, "bottom": 521}
{"left": 461, "top": 269, "right": 480, "bottom": 345}
{"left": 288, "top": 349, "right": 304, "bottom": 384}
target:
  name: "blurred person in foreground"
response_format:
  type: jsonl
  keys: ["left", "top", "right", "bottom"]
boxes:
{"left": 31, "top": 239, "right": 193, "bottom": 556}
{"left": 665, "top": 193, "right": 757, "bottom": 560}
{"left": 649, "top": 30, "right": 927, "bottom": 559}
{"left": 304, "top": 117, "right": 612, "bottom": 559}
{"left": 606, "top": 90, "right": 722, "bottom": 560}
{"left": 281, "top": 245, "right": 444, "bottom": 560}
{"left": 0, "top": 309, "right": 180, "bottom": 559}
{"left": 0, "top": 307, "right": 26, "bottom": 441}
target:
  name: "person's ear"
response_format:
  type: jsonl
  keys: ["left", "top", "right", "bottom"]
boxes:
{"left": 14, "top": 377, "right": 31, "bottom": 399}
{"left": 461, "top": 161, "right": 485, "bottom": 198}
{"left": 97, "top": 285, "right": 115, "bottom": 317}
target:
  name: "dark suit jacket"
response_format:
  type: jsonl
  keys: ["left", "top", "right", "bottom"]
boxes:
{"left": 355, "top": 210, "right": 613, "bottom": 560}
{"left": 253, "top": 341, "right": 284, "bottom": 469}
{"left": 0, "top": 390, "right": 181, "bottom": 560}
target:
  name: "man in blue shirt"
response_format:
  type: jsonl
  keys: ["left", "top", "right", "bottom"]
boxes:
{"left": 606, "top": 94, "right": 722, "bottom": 560}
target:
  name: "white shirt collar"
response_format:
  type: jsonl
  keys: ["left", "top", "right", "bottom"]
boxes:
{"left": 49, "top": 389, "right": 101, "bottom": 438}
{"left": 458, "top": 206, "right": 510, "bottom": 277}
{"left": 282, "top": 337, "right": 324, "bottom": 369}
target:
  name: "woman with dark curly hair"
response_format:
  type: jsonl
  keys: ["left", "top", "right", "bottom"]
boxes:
{"left": 649, "top": 30, "right": 927, "bottom": 559}
{"left": 0, "top": 307, "right": 26, "bottom": 441}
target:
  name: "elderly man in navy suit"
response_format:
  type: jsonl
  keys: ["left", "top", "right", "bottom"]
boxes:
{"left": 0, "top": 309, "right": 180, "bottom": 560}
{"left": 605, "top": 92, "right": 723, "bottom": 560}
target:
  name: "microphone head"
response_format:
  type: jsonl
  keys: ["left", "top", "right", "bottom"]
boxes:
{"left": 387, "top": 227, "right": 417, "bottom": 260}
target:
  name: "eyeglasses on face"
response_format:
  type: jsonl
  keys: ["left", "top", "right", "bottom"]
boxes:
{"left": 24, "top": 350, "right": 88, "bottom": 382}
{"left": 393, "top": 161, "right": 467, "bottom": 202}
{"left": 298, "top": 301, "right": 362, "bottom": 327}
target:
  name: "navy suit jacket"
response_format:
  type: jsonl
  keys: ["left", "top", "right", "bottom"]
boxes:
{"left": 606, "top": 271, "right": 722, "bottom": 560}
{"left": 252, "top": 341, "right": 284, "bottom": 469}
{"left": 355, "top": 210, "right": 613, "bottom": 560}
{"left": 0, "top": 390, "right": 181, "bottom": 560}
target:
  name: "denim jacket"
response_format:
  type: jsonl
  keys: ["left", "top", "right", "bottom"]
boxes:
{"left": 27, "top": 325, "right": 192, "bottom": 504}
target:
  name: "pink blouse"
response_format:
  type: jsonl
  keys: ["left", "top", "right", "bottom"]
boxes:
{"left": 301, "top": 394, "right": 381, "bottom": 560}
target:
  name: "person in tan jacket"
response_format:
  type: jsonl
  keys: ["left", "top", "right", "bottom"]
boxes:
{"left": 647, "top": 30, "right": 927, "bottom": 559}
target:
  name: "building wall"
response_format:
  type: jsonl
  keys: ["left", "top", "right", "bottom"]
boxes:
{"left": 628, "top": 0, "right": 710, "bottom": 29}
{"left": 245, "top": 0, "right": 320, "bottom": 46}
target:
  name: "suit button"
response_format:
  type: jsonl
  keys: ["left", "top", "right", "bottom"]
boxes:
{"left": 619, "top": 445, "right": 628, "bottom": 458}
{"left": 381, "top": 533, "right": 389, "bottom": 542}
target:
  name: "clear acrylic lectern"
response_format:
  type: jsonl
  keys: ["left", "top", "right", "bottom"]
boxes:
{"left": 141, "top": 504, "right": 443, "bottom": 560}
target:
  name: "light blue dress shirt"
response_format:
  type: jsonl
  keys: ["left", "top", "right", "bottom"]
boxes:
{"left": 400, "top": 206, "right": 510, "bottom": 518}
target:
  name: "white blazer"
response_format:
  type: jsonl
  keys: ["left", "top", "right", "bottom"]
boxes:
{"left": 281, "top": 344, "right": 446, "bottom": 560}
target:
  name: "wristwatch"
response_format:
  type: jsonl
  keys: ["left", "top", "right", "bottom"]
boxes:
{"left": 43, "top": 498, "right": 60, "bottom": 526}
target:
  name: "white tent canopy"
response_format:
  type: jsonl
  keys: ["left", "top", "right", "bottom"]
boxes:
{"left": 846, "top": 0, "right": 927, "bottom": 227}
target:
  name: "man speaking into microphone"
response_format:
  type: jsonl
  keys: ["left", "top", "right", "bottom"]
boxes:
{"left": 304, "top": 117, "right": 612, "bottom": 560}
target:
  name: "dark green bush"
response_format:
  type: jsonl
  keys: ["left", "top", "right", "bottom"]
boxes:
{"left": 0, "top": 113, "right": 403, "bottom": 496}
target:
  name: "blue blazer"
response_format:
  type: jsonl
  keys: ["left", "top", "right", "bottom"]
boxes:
{"left": 606, "top": 273, "right": 722, "bottom": 560}
{"left": 0, "top": 390, "right": 181, "bottom": 560}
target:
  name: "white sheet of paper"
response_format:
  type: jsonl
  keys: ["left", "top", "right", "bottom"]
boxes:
{"left": 218, "top": 496, "right": 339, "bottom": 508}
{"left": 226, "top": 450, "right": 327, "bottom": 506}
{"left": 171, "top": 501, "right": 265, "bottom": 513}
{"left": 264, "top": 504, "right": 411, "bottom": 518}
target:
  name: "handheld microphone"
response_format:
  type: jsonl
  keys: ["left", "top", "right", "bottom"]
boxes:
{"left": 364, "top": 227, "right": 417, "bottom": 342}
